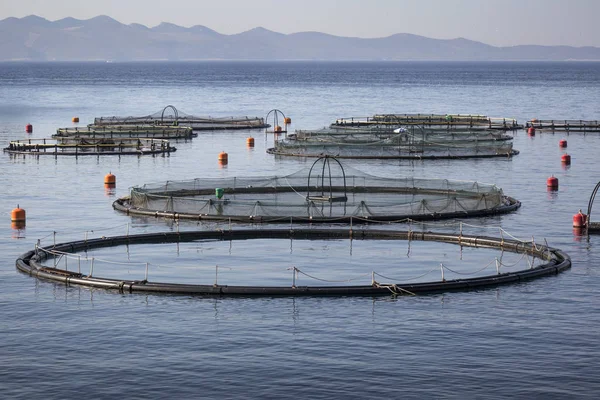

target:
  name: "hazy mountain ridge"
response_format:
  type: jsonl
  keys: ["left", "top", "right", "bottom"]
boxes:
{"left": 1, "top": 15, "right": 599, "bottom": 61}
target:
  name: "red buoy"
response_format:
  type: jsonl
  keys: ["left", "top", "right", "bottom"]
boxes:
{"left": 546, "top": 175, "right": 558, "bottom": 190}
{"left": 559, "top": 139, "right": 567, "bottom": 148}
{"left": 25, "top": 124, "right": 33, "bottom": 133}
{"left": 527, "top": 127, "right": 535, "bottom": 135}
{"left": 573, "top": 210, "right": 587, "bottom": 228}
{"left": 561, "top": 154, "right": 571, "bottom": 165}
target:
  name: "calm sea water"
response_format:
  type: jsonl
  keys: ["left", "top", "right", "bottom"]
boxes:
{"left": 1, "top": 61, "right": 600, "bottom": 399}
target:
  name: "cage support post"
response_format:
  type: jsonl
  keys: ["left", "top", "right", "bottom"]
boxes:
{"left": 440, "top": 263, "right": 445, "bottom": 281}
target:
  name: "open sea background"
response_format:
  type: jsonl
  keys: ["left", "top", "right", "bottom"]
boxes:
{"left": 1, "top": 61, "right": 600, "bottom": 399}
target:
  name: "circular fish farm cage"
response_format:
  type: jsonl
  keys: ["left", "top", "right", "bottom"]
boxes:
{"left": 332, "top": 114, "right": 522, "bottom": 130}
{"left": 113, "top": 156, "right": 520, "bottom": 223}
{"left": 16, "top": 228, "right": 570, "bottom": 297}
{"left": 3, "top": 138, "right": 176, "bottom": 156}
{"left": 54, "top": 124, "right": 195, "bottom": 140}
{"left": 267, "top": 124, "right": 518, "bottom": 159}
{"left": 93, "top": 105, "right": 268, "bottom": 131}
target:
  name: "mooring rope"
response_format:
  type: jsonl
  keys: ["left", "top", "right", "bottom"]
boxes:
{"left": 373, "top": 267, "right": 438, "bottom": 282}
{"left": 373, "top": 283, "right": 416, "bottom": 296}
{"left": 496, "top": 251, "right": 529, "bottom": 268}
{"left": 442, "top": 259, "right": 495, "bottom": 275}
{"left": 295, "top": 268, "right": 372, "bottom": 283}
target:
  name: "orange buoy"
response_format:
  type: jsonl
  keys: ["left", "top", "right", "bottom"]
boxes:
{"left": 218, "top": 151, "right": 228, "bottom": 164}
{"left": 573, "top": 210, "right": 587, "bottom": 228}
{"left": 11, "top": 205, "right": 26, "bottom": 226}
{"left": 72, "top": 117, "right": 80, "bottom": 123}
{"left": 561, "top": 153, "right": 571, "bottom": 165}
{"left": 546, "top": 175, "right": 558, "bottom": 190}
{"left": 25, "top": 124, "right": 33, "bottom": 133}
{"left": 274, "top": 125, "right": 282, "bottom": 133}
{"left": 104, "top": 172, "right": 116, "bottom": 186}
{"left": 559, "top": 139, "right": 567, "bottom": 148}
{"left": 284, "top": 117, "right": 292, "bottom": 124}
{"left": 246, "top": 137, "right": 255, "bottom": 147}
{"left": 527, "top": 127, "right": 535, "bottom": 135}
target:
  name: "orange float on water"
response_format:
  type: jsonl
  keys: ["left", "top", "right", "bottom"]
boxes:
{"left": 11, "top": 205, "right": 26, "bottom": 227}
{"left": 559, "top": 139, "right": 567, "bottom": 148}
{"left": 218, "top": 151, "right": 228, "bottom": 164}
{"left": 274, "top": 125, "right": 282, "bottom": 133}
{"left": 527, "top": 127, "right": 535, "bottom": 135}
{"left": 284, "top": 117, "right": 292, "bottom": 124}
{"left": 25, "top": 124, "right": 33, "bottom": 133}
{"left": 72, "top": 117, "right": 80, "bottom": 123}
{"left": 104, "top": 172, "right": 116, "bottom": 186}
{"left": 246, "top": 137, "right": 255, "bottom": 147}
{"left": 546, "top": 175, "right": 558, "bottom": 190}
{"left": 561, "top": 154, "right": 571, "bottom": 165}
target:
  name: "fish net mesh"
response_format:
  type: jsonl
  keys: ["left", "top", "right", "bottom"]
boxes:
{"left": 93, "top": 105, "right": 266, "bottom": 129}
{"left": 124, "top": 161, "right": 510, "bottom": 221}
{"left": 268, "top": 125, "right": 515, "bottom": 158}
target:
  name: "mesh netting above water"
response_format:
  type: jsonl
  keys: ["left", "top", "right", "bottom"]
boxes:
{"left": 93, "top": 105, "right": 268, "bottom": 130}
{"left": 332, "top": 114, "right": 521, "bottom": 130}
{"left": 54, "top": 125, "right": 195, "bottom": 139}
{"left": 114, "top": 157, "right": 520, "bottom": 223}
{"left": 267, "top": 125, "right": 517, "bottom": 159}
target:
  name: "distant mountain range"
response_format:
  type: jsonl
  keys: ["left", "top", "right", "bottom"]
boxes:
{"left": 2, "top": 15, "right": 600, "bottom": 62}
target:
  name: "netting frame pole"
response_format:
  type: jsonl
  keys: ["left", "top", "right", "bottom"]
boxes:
{"left": 145, "top": 263, "right": 149, "bottom": 281}
{"left": 495, "top": 257, "right": 500, "bottom": 275}
{"left": 90, "top": 257, "right": 94, "bottom": 277}
{"left": 440, "top": 263, "right": 445, "bottom": 281}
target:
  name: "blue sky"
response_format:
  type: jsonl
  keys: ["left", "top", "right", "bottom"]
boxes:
{"left": 2, "top": 0, "right": 598, "bottom": 47}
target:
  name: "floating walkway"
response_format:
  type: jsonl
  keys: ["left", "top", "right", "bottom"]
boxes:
{"left": 54, "top": 125, "right": 195, "bottom": 140}
{"left": 16, "top": 228, "right": 571, "bottom": 297}
{"left": 94, "top": 105, "right": 269, "bottom": 131}
{"left": 525, "top": 119, "right": 600, "bottom": 133}
{"left": 3, "top": 138, "right": 176, "bottom": 156}
{"left": 332, "top": 114, "right": 522, "bottom": 131}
